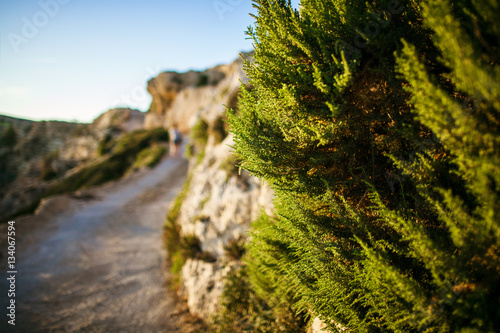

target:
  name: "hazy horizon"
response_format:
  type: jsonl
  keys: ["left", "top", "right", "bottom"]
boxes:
{"left": 0, "top": 0, "right": 299, "bottom": 123}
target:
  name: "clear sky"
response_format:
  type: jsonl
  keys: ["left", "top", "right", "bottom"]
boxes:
{"left": 0, "top": 0, "right": 299, "bottom": 123}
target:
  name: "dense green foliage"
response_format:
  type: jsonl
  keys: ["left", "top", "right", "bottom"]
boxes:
{"left": 227, "top": 0, "right": 500, "bottom": 332}
{"left": 192, "top": 115, "right": 230, "bottom": 148}
{"left": 212, "top": 265, "right": 306, "bottom": 332}
{"left": 131, "top": 145, "right": 167, "bottom": 170}
{"left": 219, "top": 154, "right": 241, "bottom": 180}
{"left": 210, "top": 115, "right": 229, "bottom": 144}
{"left": 0, "top": 125, "right": 17, "bottom": 147}
{"left": 0, "top": 126, "right": 19, "bottom": 190}
{"left": 211, "top": 215, "right": 305, "bottom": 332}
{"left": 191, "top": 118, "right": 209, "bottom": 149}
{"left": 212, "top": 213, "right": 307, "bottom": 332}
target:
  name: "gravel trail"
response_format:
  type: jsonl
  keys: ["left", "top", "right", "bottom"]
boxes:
{"left": 0, "top": 157, "right": 202, "bottom": 332}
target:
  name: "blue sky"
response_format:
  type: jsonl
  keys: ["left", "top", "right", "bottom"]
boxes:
{"left": 0, "top": 0, "right": 299, "bottom": 123}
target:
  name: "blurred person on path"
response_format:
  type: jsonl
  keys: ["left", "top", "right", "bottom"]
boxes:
{"left": 169, "top": 124, "right": 182, "bottom": 157}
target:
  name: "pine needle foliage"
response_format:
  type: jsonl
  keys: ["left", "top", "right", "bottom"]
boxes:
{"left": 228, "top": 0, "right": 500, "bottom": 332}
{"left": 212, "top": 213, "right": 307, "bottom": 332}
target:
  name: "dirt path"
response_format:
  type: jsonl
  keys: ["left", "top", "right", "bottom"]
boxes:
{"left": 0, "top": 157, "right": 203, "bottom": 332}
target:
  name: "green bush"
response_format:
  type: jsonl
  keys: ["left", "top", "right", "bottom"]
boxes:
{"left": 225, "top": 88, "right": 241, "bottom": 113}
{"left": 191, "top": 118, "right": 209, "bottom": 148}
{"left": 211, "top": 267, "right": 268, "bottom": 333}
{"left": 218, "top": 154, "right": 241, "bottom": 181}
{"left": 210, "top": 116, "right": 228, "bottom": 145}
{"left": 180, "top": 234, "right": 202, "bottom": 259}
{"left": 163, "top": 173, "right": 192, "bottom": 288}
{"left": 179, "top": 234, "right": 215, "bottom": 262}
{"left": 223, "top": 237, "right": 246, "bottom": 261}
{"left": 228, "top": 0, "right": 500, "bottom": 331}
{"left": 131, "top": 145, "right": 167, "bottom": 170}
{"left": 197, "top": 74, "right": 209, "bottom": 87}
{"left": 211, "top": 213, "right": 307, "bottom": 332}
{"left": 212, "top": 265, "right": 306, "bottom": 332}
{"left": 97, "top": 133, "right": 114, "bottom": 156}
{"left": 0, "top": 126, "right": 17, "bottom": 148}
{"left": 45, "top": 154, "right": 128, "bottom": 196}
{"left": 112, "top": 128, "right": 168, "bottom": 155}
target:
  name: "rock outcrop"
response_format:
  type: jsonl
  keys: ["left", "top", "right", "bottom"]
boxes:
{"left": 146, "top": 54, "right": 275, "bottom": 321}
{"left": 93, "top": 107, "right": 145, "bottom": 133}
{"left": 0, "top": 115, "right": 82, "bottom": 221}
{"left": 179, "top": 137, "right": 274, "bottom": 258}
{"left": 61, "top": 108, "right": 145, "bottom": 161}
{"left": 0, "top": 108, "right": 145, "bottom": 221}
{"left": 145, "top": 54, "right": 249, "bottom": 133}
{"left": 177, "top": 134, "right": 274, "bottom": 320}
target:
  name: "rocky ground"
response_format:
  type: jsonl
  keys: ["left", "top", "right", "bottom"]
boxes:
{"left": 0, "top": 156, "right": 205, "bottom": 332}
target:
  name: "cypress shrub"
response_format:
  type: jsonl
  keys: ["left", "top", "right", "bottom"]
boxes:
{"left": 228, "top": 0, "right": 500, "bottom": 331}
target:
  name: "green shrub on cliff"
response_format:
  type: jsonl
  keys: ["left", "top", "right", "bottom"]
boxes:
{"left": 212, "top": 213, "right": 307, "bottom": 332}
{"left": 212, "top": 265, "right": 306, "bottom": 333}
{"left": 210, "top": 115, "right": 228, "bottom": 144}
{"left": 192, "top": 118, "right": 209, "bottom": 147}
{"left": 227, "top": 0, "right": 500, "bottom": 331}
{"left": 131, "top": 145, "right": 167, "bottom": 170}
{"left": 197, "top": 74, "right": 209, "bottom": 87}
{"left": 0, "top": 125, "right": 17, "bottom": 148}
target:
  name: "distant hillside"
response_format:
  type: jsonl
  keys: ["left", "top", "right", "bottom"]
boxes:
{"left": 0, "top": 109, "right": 151, "bottom": 222}
{"left": 0, "top": 115, "right": 82, "bottom": 206}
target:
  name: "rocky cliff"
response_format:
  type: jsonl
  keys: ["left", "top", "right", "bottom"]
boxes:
{"left": 145, "top": 54, "right": 250, "bottom": 133}
{"left": 177, "top": 135, "right": 274, "bottom": 320}
{"left": 0, "top": 108, "right": 145, "bottom": 221}
{"left": 60, "top": 108, "right": 145, "bottom": 161}
{"left": 146, "top": 54, "right": 277, "bottom": 321}
{"left": 0, "top": 115, "right": 82, "bottom": 221}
